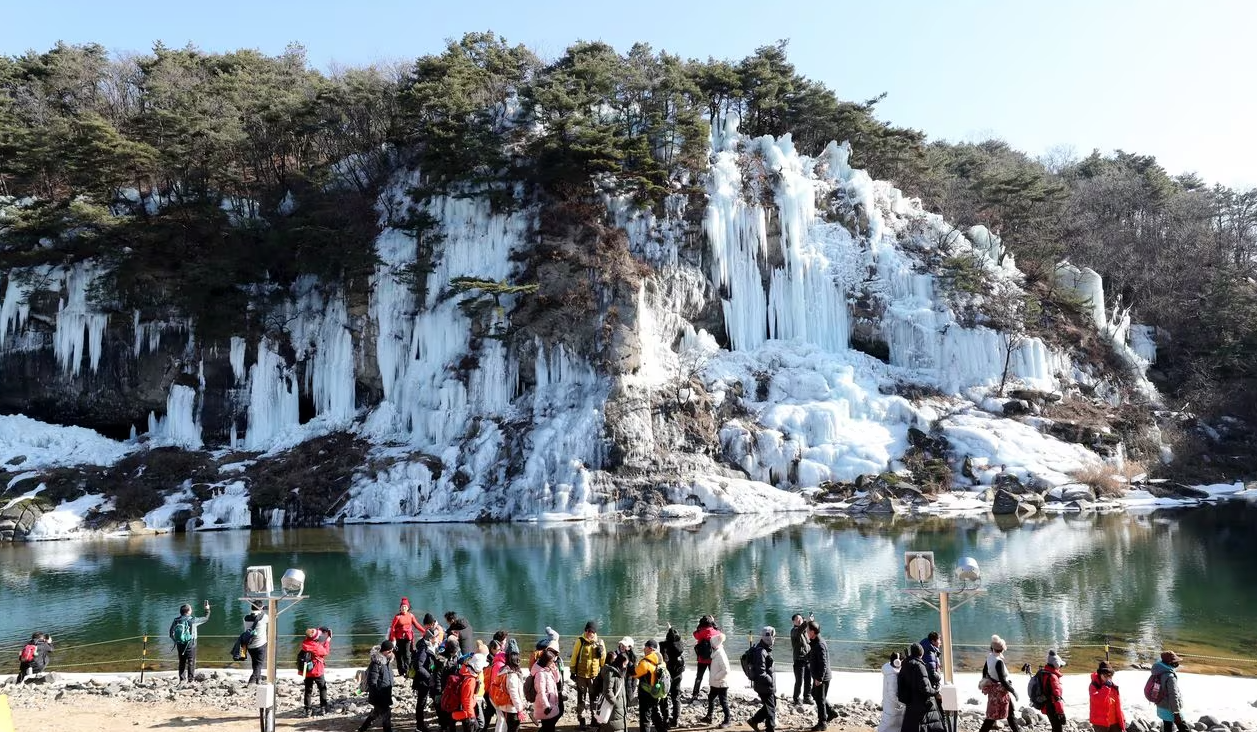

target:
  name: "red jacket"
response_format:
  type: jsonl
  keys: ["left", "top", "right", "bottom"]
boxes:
{"left": 1089, "top": 673, "right": 1125, "bottom": 729}
{"left": 693, "top": 626, "right": 720, "bottom": 665}
{"left": 300, "top": 636, "right": 331, "bottom": 678}
{"left": 1039, "top": 666, "right": 1065, "bottom": 716}
{"left": 390, "top": 611, "right": 418, "bottom": 642}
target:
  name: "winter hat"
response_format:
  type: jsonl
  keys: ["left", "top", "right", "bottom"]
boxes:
{"left": 644, "top": 639, "right": 658, "bottom": 650}
{"left": 619, "top": 637, "right": 635, "bottom": 649}
{"left": 305, "top": 628, "right": 319, "bottom": 639}
{"left": 505, "top": 638, "right": 520, "bottom": 655}
{"left": 401, "top": 597, "right": 410, "bottom": 608}
{"left": 585, "top": 620, "right": 598, "bottom": 633}
{"left": 990, "top": 635, "right": 1006, "bottom": 653}
{"left": 760, "top": 626, "right": 777, "bottom": 648}
{"left": 1097, "top": 661, "right": 1114, "bottom": 675}
{"left": 1161, "top": 651, "right": 1181, "bottom": 665}
{"left": 380, "top": 640, "right": 395, "bottom": 653}
{"left": 1045, "top": 650, "right": 1065, "bottom": 668}
{"left": 545, "top": 639, "right": 561, "bottom": 654}
{"left": 423, "top": 612, "right": 436, "bottom": 625}
{"left": 467, "top": 655, "right": 488, "bottom": 673}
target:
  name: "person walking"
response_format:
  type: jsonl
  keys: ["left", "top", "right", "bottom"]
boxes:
{"left": 436, "top": 639, "right": 464, "bottom": 732}
{"left": 571, "top": 621, "right": 607, "bottom": 731}
{"left": 661, "top": 626, "right": 686, "bottom": 728}
{"left": 1151, "top": 651, "right": 1190, "bottom": 732}
{"left": 359, "top": 640, "right": 396, "bottom": 732}
{"left": 244, "top": 605, "right": 268, "bottom": 685}
{"left": 1088, "top": 661, "right": 1125, "bottom": 732}
{"left": 790, "top": 614, "right": 812, "bottom": 706}
{"left": 746, "top": 627, "right": 777, "bottom": 732}
{"left": 898, "top": 643, "right": 945, "bottom": 732}
{"left": 531, "top": 640, "right": 564, "bottom": 732}
{"left": 1036, "top": 651, "right": 1067, "bottom": 732}
{"left": 878, "top": 652, "right": 905, "bottom": 732}
{"left": 634, "top": 639, "right": 669, "bottom": 732}
{"left": 805, "top": 621, "right": 832, "bottom": 731}
{"left": 698, "top": 630, "right": 731, "bottom": 729}
{"left": 690, "top": 616, "right": 719, "bottom": 701}
{"left": 977, "top": 636, "right": 1020, "bottom": 732}
{"left": 301, "top": 627, "right": 333, "bottom": 717}
{"left": 597, "top": 648, "right": 631, "bottom": 732}
{"left": 168, "top": 601, "right": 210, "bottom": 686}
{"left": 493, "top": 650, "right": 527, "bottom": 732}
{"left": 390, "top": 598, "right": 419, "bottom": 678}
{"left": 919, "top": 632, "right": 941, "bottom": 678}
{"left": 413, "top": 629, "right": 441, "bottom": 732}
{"left": 447, "top": 612, "right": 476, "bottom": 654}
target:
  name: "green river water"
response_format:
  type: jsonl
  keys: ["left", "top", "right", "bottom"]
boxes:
{"left": 2, "top": 505, "right": 1255, "bottom": 675}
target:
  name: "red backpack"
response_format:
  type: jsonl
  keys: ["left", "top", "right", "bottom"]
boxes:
{"left": 441, "top": 668, "right": 478, "bottom": 720}
{"left": 19, "top": 644, "right": 36, "bottom": 663}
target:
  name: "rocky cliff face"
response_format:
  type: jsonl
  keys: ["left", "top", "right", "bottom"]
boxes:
{"left": 0, "top": 125, "right": 1164, "bottom": 536}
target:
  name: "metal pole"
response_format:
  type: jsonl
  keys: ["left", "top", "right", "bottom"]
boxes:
{"left": 266, "top": 598, "right": 278, "bottom": 732}
{"left": 939, "top": 590, "right": 953, "bottom": 685}
{"left": 140, "top": 636, "right": 148, "bottom": 683}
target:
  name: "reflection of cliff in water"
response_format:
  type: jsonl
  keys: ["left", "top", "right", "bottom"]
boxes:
{"left": 2, "top": 507, "right": 1256, "bottom": 669}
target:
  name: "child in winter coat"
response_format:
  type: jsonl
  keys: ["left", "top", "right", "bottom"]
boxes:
{"left": 1036, "top": 651, "right": 1067, "bottom": 732}
{"left": 1088, "top": 661, "right": 1125, "bottom": 732}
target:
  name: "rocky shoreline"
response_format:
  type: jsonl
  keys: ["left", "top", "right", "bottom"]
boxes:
{"left": 5, "top": 670, "right": 1256, "bottom": 732}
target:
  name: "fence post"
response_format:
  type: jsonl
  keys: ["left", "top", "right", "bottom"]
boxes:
{"left": 1104, "top": 637, "right": 1110, "bottom": 663}
{"left": 140, "top": 636, "right": 148, "bottom": 683}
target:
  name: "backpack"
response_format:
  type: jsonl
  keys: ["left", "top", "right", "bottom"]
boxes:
{"left": 441, "top": 670, "right": 475, "bottom": 717}
{"left": 488, "top": 668, "right": 512, "bottom": 708}
{"left": 297, "top": 649, "right": 314, "bottom": 676}
{"left": 644, "top": 666, "right": 671, "bottom": 700}
{"left": 695, "top": 637, "right": 713, "bottom": 660}
{"left": 1144, "top": 673, "right": 1165, "bottom": 704}
{"left": 523, "top": 672, "right": 538, "bottom": 703}
{"left": 739, "top": 645, "right": 755, "bottom": 680}
{"left": 230, "top": 635, "right": 248, "bottom": 662}
{"left": 19, "top": 644, "right": 36, "bottom": 663}
{"left": 171, "top": 617, "right": 193, "bottom": 645}
{"left": 356, "top": 669, "right": 368, "bottom": 695}
{"left": 1027, "top": 670, "right": 1049, "bottom": 707}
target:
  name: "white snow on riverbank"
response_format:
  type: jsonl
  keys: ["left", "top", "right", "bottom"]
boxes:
{"left": 25, "top": 494, "right": 110, "bottom": 540}
{"left": 0, "top": 414, "right": 135, "bottom": 470}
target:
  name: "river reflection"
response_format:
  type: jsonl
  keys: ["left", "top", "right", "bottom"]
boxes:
{"left": 1, "top": 506, "right": 1254, "bottom": 672}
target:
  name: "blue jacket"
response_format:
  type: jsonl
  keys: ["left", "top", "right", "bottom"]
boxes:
{"left": 920, "top": 638, "right": 941, "bottom": 672}
{"left": 1150, "top": 661, "right": 1182, "bottom": 717}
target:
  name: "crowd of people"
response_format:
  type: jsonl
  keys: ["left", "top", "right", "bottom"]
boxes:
{"left": 10, "top": 601, "right": 1196, "bottom": 732}
{"left": 882, "top": 634, "right": 1192, "bottom": 732}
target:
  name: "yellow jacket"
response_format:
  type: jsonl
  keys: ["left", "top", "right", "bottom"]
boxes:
{"left": 635, "top": 649, "right": 662, "bottom": 686}
{"left": 570, "top": 635, "right": 606, "bottom": 680}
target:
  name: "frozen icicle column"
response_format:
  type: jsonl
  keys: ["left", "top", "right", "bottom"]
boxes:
{"left": 53, "top": 263, "right": 109, "bottom": 375}
{"left": 244, "top": 340, "right": 300, "bottom": 450}
{"left": 147, "top": 383, "right": 204, "bottom": 449}
{"left": 704, "top": 126, "right": 852, "bottom": 352}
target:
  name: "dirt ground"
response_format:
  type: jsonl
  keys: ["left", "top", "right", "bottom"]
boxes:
{"left": 4, "top": 695, "right": 872, "bottom": 732}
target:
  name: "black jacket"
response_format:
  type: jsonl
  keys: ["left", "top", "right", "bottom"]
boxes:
{"left": 367, "top": 654, "right": 394, "bottom": 707}
{"left": 790, "top": 624, "right": 811, "bottom": 662}
{"left": 449, "top": 618, "right": 475, "bottom": 654}
{"left": 747, "top": 641, "right": 774, "bottom": 689}
{"left": 411, "top": 642, "right": 435, "bottom": 690}
{"left": 806, "top": 636, "right": 831, "bottom": 683}
{"left": 661, "top": 627, "right": 686, "bottom": 676}
{"left": 899, "top": 657, "right": 944, "bottom": 732}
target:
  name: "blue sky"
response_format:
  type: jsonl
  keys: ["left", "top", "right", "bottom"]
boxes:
{"left": 4, "top": 0, "right": 1253, "bottom": 187}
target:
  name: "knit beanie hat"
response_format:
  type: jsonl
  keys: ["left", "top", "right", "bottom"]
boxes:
{"left": 423, "top": 612, "right": 436, "bottom": 625}
{"left": 505, "top": 638, "right": 520, "bottom": 655}
{"left": 1046, "top": 649, "right": 1065, "bottom": 668}
{"left": 401, "top": 597, "right": 410, "bottom": 608}
{"left": 380, "top": 640, "right": 395, "bottom": 652}
{"left": 305, "top": 628, "right": 319, "bottom": 639}
{"left": 644, "top": 639, "right": 658, "bottom": 649}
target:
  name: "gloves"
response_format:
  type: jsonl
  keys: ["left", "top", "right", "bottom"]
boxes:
{"left": 545, "top": 708, "right": 553, "bottom": 717}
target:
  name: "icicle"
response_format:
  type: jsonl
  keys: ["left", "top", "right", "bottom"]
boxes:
{"left": 229, "top": 336, "right": 247, "bottom": 384}
{"left": 0, "top": 273, "right": 34, "bottom": 349}
{"left": 244, "top": 339, "right": 300, "bottom": 450}
{"left": 53, "top": 264, "right": 109, "bottom": 375}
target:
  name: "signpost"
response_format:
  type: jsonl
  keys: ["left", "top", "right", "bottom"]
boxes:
{"left": 241, "top": 566, "right": 307, "bottom": 732}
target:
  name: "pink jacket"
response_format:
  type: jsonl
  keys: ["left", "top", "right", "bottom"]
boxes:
{"left": 529, "top": 663, "right": 562, "bottom": 721}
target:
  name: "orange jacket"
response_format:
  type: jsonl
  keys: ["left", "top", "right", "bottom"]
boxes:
{"left": 1088, "top": 673, "right": 1125, "bottom": 729}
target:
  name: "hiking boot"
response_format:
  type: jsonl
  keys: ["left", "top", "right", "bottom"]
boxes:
{"left": 749, "top": 722, "right": 761, "bottom": 732}
{"left": 303, "top": 708, "right": 311, "bottom": 718}
{"left": 700, "top": 717, "right": 712, "bottom": 725}
{"left": 320, "top": 706, "right": 330, "bottom": 716}
{"left": 578, "top": 720, "right": 587, "bottom": 731}
{"left": 810, "top": 725, "right": 828, "bottom": 732}
{"left": 719, "top": 719, "right": 732, "bottom": 729}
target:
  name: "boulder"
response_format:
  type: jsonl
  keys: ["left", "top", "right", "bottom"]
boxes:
{"left": 1199, "top": 717, "right": 1220, "bottom": 729}
{"left": 993, "top": 489, "right": 1039, "bottom": 516}
{"left": 993, "top": 472, "right": 1025, "bottom": 493}
{"left": 1003, "top": 399, "right": 1032, "bottom": 416}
